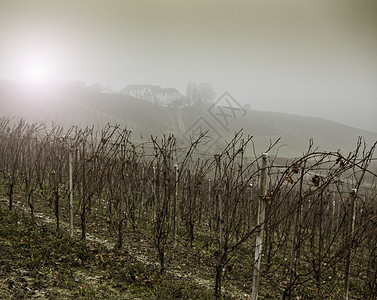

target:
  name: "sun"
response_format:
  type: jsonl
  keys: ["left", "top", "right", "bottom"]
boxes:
{"left": 28, "top": 62, "right": 49, "bottom": 84}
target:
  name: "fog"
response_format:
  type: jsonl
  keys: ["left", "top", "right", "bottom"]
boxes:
{"left": 1, "top": 0, "right": 376, "bottom": 132}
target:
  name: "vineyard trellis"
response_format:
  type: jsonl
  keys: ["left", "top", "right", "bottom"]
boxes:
{"left": 0, "top": 116, "right": 376, "bottom": 299}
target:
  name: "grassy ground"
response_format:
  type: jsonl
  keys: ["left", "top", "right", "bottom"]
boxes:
{"left": 0, "top": 202, "right": 215, "bottom": 299}
{"left": 1, "top": 189, "right": 367, "bottom": 299}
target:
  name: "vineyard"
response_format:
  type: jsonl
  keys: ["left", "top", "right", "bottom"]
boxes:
{"left": 0, "top": 116, "right": 377, "bottom": 299}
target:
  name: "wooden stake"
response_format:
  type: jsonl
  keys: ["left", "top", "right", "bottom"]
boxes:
{"left": 288, "top": 163, "right": 306, "bottom": 299}
{"left": 214, "top": 154, "right": 223, "bottom": 299}
{"left": 117, "top": 143, "right": 125, "bottom": 249}
{"left": 173, "top": 164, "right": 178, "bottom": 248}
{"left": 81, "top": 142, "right": 86, "bottom": 240}
{"left": 344, "top": 188, "right": 357, "bottom": 300}
{"left": 69, "top": 150, "right": 74, "bottom": 238}
{"left": 251, "top": 153, "right": 268, "bottom": 300}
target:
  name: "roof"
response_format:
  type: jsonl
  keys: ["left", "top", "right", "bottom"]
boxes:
{"left": 156, "top": 88, "right": 180, "bottom": 93}
{"left": 120, "top": 84, "right": 182, "bottom": 96}
{"left": 121, "top": 84, "right": 162, "bottom": 93}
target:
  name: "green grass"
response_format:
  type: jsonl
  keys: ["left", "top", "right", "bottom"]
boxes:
{"left": 0, "top": 204, "right": 215, "bottom": 299}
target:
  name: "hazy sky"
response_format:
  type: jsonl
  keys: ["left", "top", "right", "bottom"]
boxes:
{"left": 1, "top": 0, "right": 377, "bottom": 132}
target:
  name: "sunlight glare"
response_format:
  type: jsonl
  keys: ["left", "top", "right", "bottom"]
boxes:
{"left": 28, "top": 62, "right": 49, "bottom": 84}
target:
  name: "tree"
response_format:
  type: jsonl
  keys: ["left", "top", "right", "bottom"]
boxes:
{"left": 198, "top": 83, "right": 216, "bottom": 103}
{"left": 186, "top": 82, "right": 216, "bottom": 107}
{"left": 186, "top": 82, "right": 199, "bottom": 106}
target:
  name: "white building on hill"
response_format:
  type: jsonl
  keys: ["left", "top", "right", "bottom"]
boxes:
{"left": 120, "top": 84, "right": 183, "bottom": 106}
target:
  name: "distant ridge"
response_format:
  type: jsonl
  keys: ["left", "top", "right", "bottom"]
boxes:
{"left": 1, "top": 80, "right": 376, "bottom": 157}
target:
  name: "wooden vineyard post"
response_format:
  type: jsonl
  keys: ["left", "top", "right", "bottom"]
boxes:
{"left": 69, "top": 150, "right": 74, "bottom": 238}
{"left": 173, "top": 164, "right": 178, "bottom": 248}
{"left": 153, "top": 166, "right": 156, "bottom": 222}
{"left": 251, "top": 153, "right": 269, "bottom": 300}
{"left": 344, "top": 188, "right": 357, "bottom": 300}
{"left": 81, "top": 142, "right": 86, "bottom": 240}
{"left": 287, "top": 162, "right": 306, "bottom": 299}
{"left": 208, "top": 179, "right": 212, "bottom": 233}
{"left": 249, "top": 183, "right": 253, "bottom": 228}
{"left": 214, "top": 154, "right": 223, "bottom": 299}
{"left": 117, "top": 143, "right": 125, "bottom": 249}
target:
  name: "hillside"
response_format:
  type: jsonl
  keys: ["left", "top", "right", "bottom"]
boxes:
{"left": 1, "top": 105, "right": 377, "bottom": 299}
{"left": 0, "top": 199, "right": 214, "bottom": 299}
{"left": 1, "top": 80, "right": 376, "bottom": 157}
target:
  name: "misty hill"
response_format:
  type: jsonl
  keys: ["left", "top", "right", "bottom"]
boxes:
{"left": 1, "top": 80, "right": 376, "bottom": 157}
